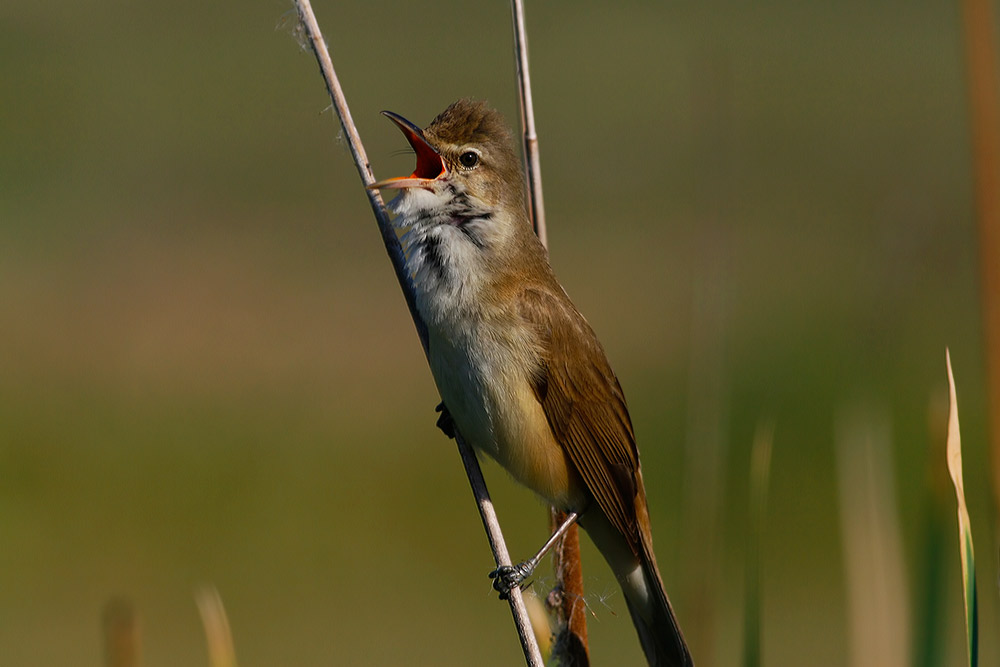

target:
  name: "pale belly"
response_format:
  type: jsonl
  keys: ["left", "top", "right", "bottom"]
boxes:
{"left": 426, "top": 327, "right": 586, "bottom": 512}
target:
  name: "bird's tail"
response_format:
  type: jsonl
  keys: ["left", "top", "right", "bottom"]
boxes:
{"left": 583, "top": 507, "right": 692, "bottom": 666}
{"left": 620, "top": 544, "right": 692, "bottom": 667}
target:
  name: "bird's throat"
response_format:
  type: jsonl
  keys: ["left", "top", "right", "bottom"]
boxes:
{"left": 388, "top": 186, "right": 497, "bottom": 324}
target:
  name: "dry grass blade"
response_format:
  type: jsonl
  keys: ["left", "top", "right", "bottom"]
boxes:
{"left": 835, "top": 404, "right": 910, "bottom": 667}
{"left": 945, "top": 349, "right": 978, "bottom": 666}
{"left": 522, "top": 591, "right": 554, "bottom": 660}
{"left": 196, "top": 586, "right": 237, "bottom": 667}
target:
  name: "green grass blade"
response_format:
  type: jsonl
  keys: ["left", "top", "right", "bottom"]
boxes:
{"left": 744, "top": 421, "right": 774, "bottom": 667}
{"left": 914, "top": 393, "right": 950, "bottom": 667}
{"left": 945, "top": 349, "right": 978, "bottom": 667}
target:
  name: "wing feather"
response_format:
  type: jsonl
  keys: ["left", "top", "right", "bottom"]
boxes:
{"left": 518, "top": 287, "right": 642, "bottom": 554}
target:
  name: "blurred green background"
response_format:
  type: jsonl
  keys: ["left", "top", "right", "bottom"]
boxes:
{"left": 1, "top": 1, "right": 995, "bottom": 665}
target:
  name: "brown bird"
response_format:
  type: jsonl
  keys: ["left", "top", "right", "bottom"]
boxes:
{"left": 370, "top": 99, "right": 691, "bottom": 666}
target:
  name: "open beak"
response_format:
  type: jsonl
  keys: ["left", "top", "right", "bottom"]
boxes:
{"left": 368, "top": 111, "right": 447, "bottom": 190}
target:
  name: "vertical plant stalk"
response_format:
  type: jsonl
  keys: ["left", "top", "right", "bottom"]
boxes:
{"left": 835, "top": 405, "right": 911, "bottom": 667}
{"left": 945, "top": 349, "right": 978, "bottom": 667}
{"left": 547, "top": 508, "right": 590, "bottom": 665}
{"left": 960, "top": 0, "right": 1000, "bottom": 522}
{"left": 510, "top": 0, "right": 547, "bottom": 248}
{"left": 915, "top": 389, "right": 951, "bottom": 667}
{"left": 102, "top": 597, "right": 140, "bottom": 667}
{"left": 196, "top": 586, "right": 237, "bottom": 667}
{"left": 292, "top": 2, "right": 543, "bottom": 665}
{"left": 510, "top": 1, "right": 588, "bottom": 660}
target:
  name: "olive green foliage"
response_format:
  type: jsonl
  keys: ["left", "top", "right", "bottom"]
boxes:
{"left": 0, "top": 2, "right": 992, "bottom": 665}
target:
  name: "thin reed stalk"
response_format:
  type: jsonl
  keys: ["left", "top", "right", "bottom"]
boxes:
{"left": 509, "top": 0, "right": 589, "bottom": 661}
{"left": 510, "top": 0, "right": 546, "bottom": 247}
{"left": 291, "top": 2, "right": 543, "bottom": 664}
{"left": 102, "top": 597, "right": 140, "bottom": 667}
{"left": 959, "top": 0, "right": 1000, "bottom": 530}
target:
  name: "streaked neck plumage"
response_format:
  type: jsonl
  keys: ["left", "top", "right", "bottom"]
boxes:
{"left": 389, "top": 180, "right": 546, "bottom": 325}
{"left": 380, "top": 99, "right": 553, "bottom": 330}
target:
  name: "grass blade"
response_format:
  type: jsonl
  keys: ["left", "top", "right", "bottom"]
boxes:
{"left": 196, "top": 586, "right": 237, "bottom": 667}
{"left": 744, "top": 421, "right": 774, "bottom": 667}
{"left": 914, "top": 388, "right": 951, "bottom": 667}
{"left": 945, "top": 349, "right": 978, "bottom": 666}
{"left": 835, "top": 404, "right": 910, "bottom": 667}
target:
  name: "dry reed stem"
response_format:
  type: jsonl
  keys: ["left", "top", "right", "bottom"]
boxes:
{"left": 196, "top": 586, "right": 237, "bottom": 667}
{"left": 102, "top": 597, "right": 140, "bottom": 667}
{"left": 291, "top": 2, "right": 542, "bottom": 664}
{"left": 959, "top": 0, "right": 1000, "bottom": 529}
{"left": 548, "top": 508, "right": 590, "bottom": 665}
{"left": 509, "top": 0, "right": 588, "bottom": 661}
{"left": 510, "top": 0, "right": 547, "bottom": 248}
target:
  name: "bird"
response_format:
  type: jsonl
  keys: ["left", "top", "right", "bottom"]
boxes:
{"left": 369, "top": 99, "right": 692, "bottom": 666}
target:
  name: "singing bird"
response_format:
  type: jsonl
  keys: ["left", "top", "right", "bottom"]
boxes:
{"left": 370, "top": 99, "right": 692, "bottom": 666}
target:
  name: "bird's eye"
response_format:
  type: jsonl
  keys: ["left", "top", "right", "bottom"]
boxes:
{"left": 459, "top": 151, "right": 480, "bottom": 168}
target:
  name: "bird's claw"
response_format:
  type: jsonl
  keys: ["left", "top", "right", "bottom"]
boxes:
{"left": 435, "top": 402, "right": 456, "bottom": 439}
{"left": 489, "top": 562, "right": 535, "bottom": 600}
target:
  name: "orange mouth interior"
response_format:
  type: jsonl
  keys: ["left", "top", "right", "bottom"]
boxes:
{"left": 405, "top": 128, "right": 446, "bottom": 180}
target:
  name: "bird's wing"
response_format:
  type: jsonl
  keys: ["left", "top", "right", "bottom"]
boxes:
{"left": 518, "top": 286, "right": 642, "bottom": 554}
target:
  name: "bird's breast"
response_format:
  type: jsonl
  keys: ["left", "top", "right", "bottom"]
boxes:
{"left": 395, "top": 211, "right": 586, "bottom": 510}
{"left": 425, "top": 308, "right": 586, "bottom": 512}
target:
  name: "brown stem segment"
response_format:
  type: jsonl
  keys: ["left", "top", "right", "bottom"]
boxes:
{"left": 510, "top": 1, "right": 589, "bottom": 660}
{"left": 548, "top": 508, "right": 591, "bottom": 665}
{"left": 960, "top": 0, "right": 1000, "bottom": 523}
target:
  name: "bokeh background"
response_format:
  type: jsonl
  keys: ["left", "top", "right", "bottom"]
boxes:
{"left": 2, "top": 1, "right": 996, "bottom": 665}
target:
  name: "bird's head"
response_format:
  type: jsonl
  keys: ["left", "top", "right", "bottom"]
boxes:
{"left": 369, "top": 99, "right": 526, "bottom": 221}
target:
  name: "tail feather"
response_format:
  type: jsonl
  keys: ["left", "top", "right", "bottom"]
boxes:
{"left": 621, "top": 547, "right": 692, "bottom": 667}
{"left": 582, "top": 508, "right": 692, "bottom": 666}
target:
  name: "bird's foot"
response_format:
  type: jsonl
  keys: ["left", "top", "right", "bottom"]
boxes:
{"left": 489, "top": 561, "right": 536, "bottom": 600}
{"left": 435, "top": 402, "right": 455, "bottom": 439}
